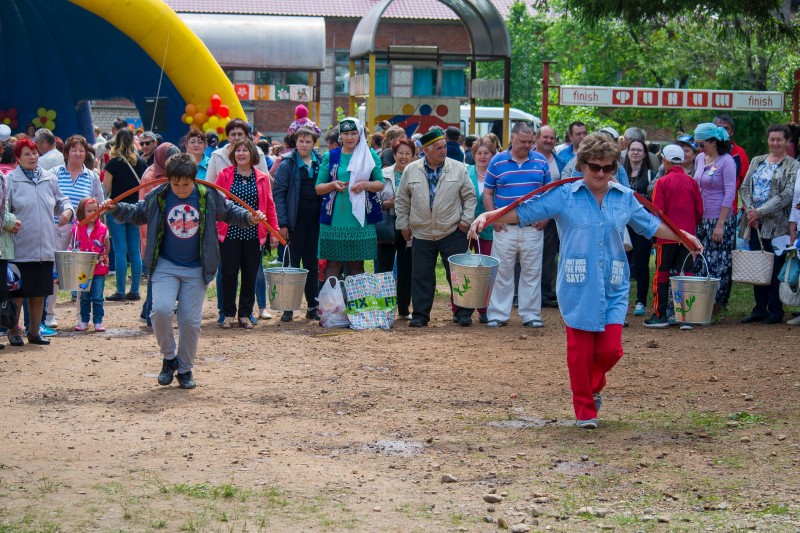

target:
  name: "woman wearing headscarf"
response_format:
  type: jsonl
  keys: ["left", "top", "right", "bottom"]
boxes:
{"left": 138, "top": 142, "right": 181, "bottom": 326}
{"left": 103, "top": 128, "right": 147, "bottom": 301}
{"left": 6, "top": 138, "right": 72, "bottom": 346}
{"left": 738, "top": 124, "right": 800, "bottom": 324}
{"left": 693, "top": 122, "right": 737, "bottom": 318}
{"left": 315, "top": 117, "right": 385, "bottom": 279}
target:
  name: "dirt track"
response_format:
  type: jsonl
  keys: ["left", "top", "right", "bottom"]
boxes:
{"left": 0, "top": 295, "right": 798, "bottom": 532}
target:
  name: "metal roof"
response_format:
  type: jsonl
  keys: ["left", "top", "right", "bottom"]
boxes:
{"left": 178, "top": 14, "right": 326, "bottom": 70}
{"left": 165, "top": 0, "right": 526, "bottom": 21}
{"left": 350, "top": 0, "right": 511, "bottom": 60}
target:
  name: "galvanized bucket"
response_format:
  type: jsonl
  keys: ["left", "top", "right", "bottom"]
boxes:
{"left": 54, "top": 250, "right": 99, "bottom": 292}
{"left": 264, "top": 248, "right": 308, "bottom": 311}
{"left": 448, "top": 240, "right": 500, "bottom": 309}
{"left": 669, "top": 254, "right": 719, "bottom": 325}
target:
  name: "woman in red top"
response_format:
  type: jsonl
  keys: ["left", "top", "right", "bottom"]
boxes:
{"left": 216, "top": 140, "right": 279, "bottom": 329}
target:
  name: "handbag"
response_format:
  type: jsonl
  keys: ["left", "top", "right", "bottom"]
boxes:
{"left": 375, "top": 212, "right": 396, "bottom": 243}
{"left": 779, "top": 250, "right": 800, "bottom": 306}
{"left": 732, "top": 227, "right": 774, "bottom": 286}
{"left": 0, "top": 299, "right": 17, "bottom": 329}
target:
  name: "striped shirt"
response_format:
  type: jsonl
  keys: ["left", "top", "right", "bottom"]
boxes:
{"left": 484, "top": 149, "right": 551, "bottom": 208}
{"left": 53, "top": 165, "right": 104, "bottom": 223}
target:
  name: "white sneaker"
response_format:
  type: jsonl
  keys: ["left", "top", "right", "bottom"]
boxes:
{"left": 44, "top": 318, "right": 58, "bottom": 329}
{"left": 680, "top": 324, "right": 694, "bottom": 330}
{"left": 787, "top": 315, "right": 800, "bottom": 326}
{"left": 259, "top": 309, "right": 272, "bottom": 320}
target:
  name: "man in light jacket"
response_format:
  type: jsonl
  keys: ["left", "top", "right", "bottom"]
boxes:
{"left": 395, "top": 128, "right": 477, "bottom": 327}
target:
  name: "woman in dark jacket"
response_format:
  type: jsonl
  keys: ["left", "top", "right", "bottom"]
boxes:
{"left": 273, "top": 127, "right": 322, "bottom": 322}
{"left": 623, "top": 139, "right": 657, "bottom": 317}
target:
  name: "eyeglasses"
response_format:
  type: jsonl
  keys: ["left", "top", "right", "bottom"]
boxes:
{"left": 584, "top": 162, "right": 617, "bottom": 174}
{"left": 695, "top": 142, "right": 706, "bottom": 149}
{"left": 187, "top": 139, "right": 206, "bottom": 145}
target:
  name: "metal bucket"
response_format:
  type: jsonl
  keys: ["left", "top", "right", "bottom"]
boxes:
{"left": 264, "top": 248, "right": 308, "bottom": 311}
{"left": 448, "top": 241, "right": 500, "bottom": 308}
{"left": 669, "top": 254, "right": 719, "bottom": 325}
{"left": 54, "top": 250, "right": 99, "bottom": 292}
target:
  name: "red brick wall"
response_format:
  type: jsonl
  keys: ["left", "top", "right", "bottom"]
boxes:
{"left": 327, "top": 19, "right": 471, "bottom": 52}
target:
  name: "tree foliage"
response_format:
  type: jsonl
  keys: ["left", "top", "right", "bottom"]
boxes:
{"left": 477, "top": 0, "right": 800, "bottom": 155}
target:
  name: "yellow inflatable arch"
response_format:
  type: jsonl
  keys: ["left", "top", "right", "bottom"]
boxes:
{"left": 70, "top": 0, "right": 245, "bottom": 121}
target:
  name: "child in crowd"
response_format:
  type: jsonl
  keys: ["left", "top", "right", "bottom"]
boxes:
{"left": 102, "top": 153, "right": 267, "bottom": 389}
{"left": 644, "top": 144, "right": 704, "bottom": 328}
{"left": 72, "top": 197, "right": 110, "bottom": 332}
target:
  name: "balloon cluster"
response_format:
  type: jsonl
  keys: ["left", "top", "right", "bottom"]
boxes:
{"left": 36, "top": 108, "right": 57, "bottom": 131}
{"left": 0, "top": 108, "right": 19, "bottom": 129}
{"left": 181, "top": 94, "right": 232, "bottom": 139}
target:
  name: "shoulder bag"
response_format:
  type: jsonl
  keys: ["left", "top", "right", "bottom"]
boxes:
{"left": 779, "top": 250, "right": 800, "bottom": 305}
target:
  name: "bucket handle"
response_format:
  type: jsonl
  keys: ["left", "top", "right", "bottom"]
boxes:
{"left": 466, "top": 236, "right": 481, "bottom": 255}
{"left": 680, "top": 252, "right": 710, "bottom": 279}
{"left": 281, "top": 244, "right": 292, "bottom": 267}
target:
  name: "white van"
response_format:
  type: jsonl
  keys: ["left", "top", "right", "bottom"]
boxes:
{"left": 460, "top": 105, "right": 541, "bottom": 144}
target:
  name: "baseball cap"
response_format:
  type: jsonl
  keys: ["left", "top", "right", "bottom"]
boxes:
{"left": 599, "top": 126, "right": 620, "bottom": 140}
{"left": 0, "top": 124, "right": 10, "bottom": 142}
{"left": 662, "top": 144, "right": 685, "bottom": 163}
{"left": 677, "top": 134, "right": 697, "bottom": 150}
{"left": 140, "top": 131, "right": 157, "bottom": 142}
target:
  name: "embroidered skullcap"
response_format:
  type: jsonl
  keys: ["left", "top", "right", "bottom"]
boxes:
{"left": 420, "top": 128, "right": 444, "bottom": 147}
{"left": 339, "top": 118, "right": 358, "bottom": 132}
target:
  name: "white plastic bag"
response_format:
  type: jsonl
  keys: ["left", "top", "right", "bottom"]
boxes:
{"left": 319, "top": 276, "right": 350, "bottom": 328}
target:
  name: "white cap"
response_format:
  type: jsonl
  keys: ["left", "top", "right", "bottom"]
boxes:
{"left": 662, "top": 144, "right": 684, "bottom": 163}
{"left": 0, "top": 124, "right": 10, "bottom": 142}
{"left": 599, "top": 126, "right": 620, "bottom": 140}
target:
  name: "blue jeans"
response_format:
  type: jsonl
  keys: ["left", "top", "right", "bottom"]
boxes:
{"left": 80, "top": 275, "right": 105, "bottom": 324}
{"left": 107, "top": 216, "right": 142, "bottom": 296}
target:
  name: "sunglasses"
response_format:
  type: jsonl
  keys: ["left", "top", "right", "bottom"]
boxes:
{"left": 584, "top": 162, "right": 617, "bottom": 174}
{"left": 141, "top": 141, "right": 154, "bottom": 146}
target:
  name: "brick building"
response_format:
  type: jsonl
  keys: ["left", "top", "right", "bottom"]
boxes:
{"left": 92, "top": 0, "right": 520, "bottom": 139}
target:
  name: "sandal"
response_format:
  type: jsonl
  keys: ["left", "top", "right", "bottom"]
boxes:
{"left": 221, "top": 319, "right": 234, "bottom": 330}
{"left": 238, "top": 317, "right": 253, "bottom": 330}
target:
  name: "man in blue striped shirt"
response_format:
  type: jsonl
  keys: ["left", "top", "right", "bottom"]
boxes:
{"left": 483, "top": 122, "right": 551, "bottom": 328}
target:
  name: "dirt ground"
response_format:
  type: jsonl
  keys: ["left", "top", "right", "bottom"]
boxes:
{"left": 0, "top": 293, "right": 799, "bottom": 532}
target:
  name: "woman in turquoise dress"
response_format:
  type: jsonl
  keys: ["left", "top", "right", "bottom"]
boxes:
{"left": 315, "top": 117, "right": 385, "bottom": 279}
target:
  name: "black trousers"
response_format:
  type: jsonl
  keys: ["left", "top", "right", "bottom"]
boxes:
{"left": 629, "top": 227, "right": 653, "bottom": 305}
{"left": 221, "top": 238, "right": 261, "bottom": 319}
{"left": 653, "top": 243, "right": 691, "bottom": 318}
{"left": 377, "top": 230, "right": 413, "bottom": 316}
{"left": 541, "top": 219, "right": 559, "bottom": 301}
{"left": 286, "top": 216, "right": 320, "bottom": 309}
{"left": 411, "top": 229, "right": 473, "bottom": 323}
{"left": 748, "top": 231, "right": 785, "bottom": 317}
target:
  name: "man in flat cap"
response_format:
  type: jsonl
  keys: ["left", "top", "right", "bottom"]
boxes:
{"left": 395, "top": 127, "right": 477, "bottom": 327}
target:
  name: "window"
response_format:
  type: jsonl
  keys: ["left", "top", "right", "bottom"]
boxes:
{"left": 335, "top": 52, "right": 351, "bottom": 95}
{"left": 412, "top": 63, "right": 466, "bottom": 97}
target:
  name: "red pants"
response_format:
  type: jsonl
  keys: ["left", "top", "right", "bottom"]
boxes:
{"left": 565, "top": 324, "right": 623, "bottom": 420}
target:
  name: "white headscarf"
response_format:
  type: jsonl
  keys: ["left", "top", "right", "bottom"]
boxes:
{"left": 341, "top": 117, "right": 375, "bottom": 226}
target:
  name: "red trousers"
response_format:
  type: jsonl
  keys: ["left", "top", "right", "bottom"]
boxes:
{"left": 565, "top": 324, "right": 623, "bottom": 420}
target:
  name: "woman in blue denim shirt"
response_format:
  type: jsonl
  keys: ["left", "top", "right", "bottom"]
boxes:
{"left": 470, "top": 134, "right": 703, "bottom": 429}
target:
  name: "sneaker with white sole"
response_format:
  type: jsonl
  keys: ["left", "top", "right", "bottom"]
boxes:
{"left": 577, "top": 418, "right": 598, "bottom": 429}
{"left": 633, "top": 302, "right": 646, "bottom": 316}
{"left": 643, "top": 314, "right": 670, "bottom": 328}
{"left": 486, "top": 320, "right": 508, "bottom": 327}
{"left": 74, "top": 322, "right": 88, "bottom": 332}
{"left": 787, "top": 315, "right": 800, "bottom": 326}
{"left": 679, "top": 323, "right": 693, "bottom": 330}
{"left": 94, "top": 323, "right": 106, "bottom": 333}
{"left": 522, "top": 319, "right": 544, "bottom": 328}
{"left": 39, "top": 324, "right": 57, "bottom": 337}
{"left": 44, "top": 318, "right": 58, "bottom": 329}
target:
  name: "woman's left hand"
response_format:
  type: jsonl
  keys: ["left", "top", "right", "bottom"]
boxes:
{"left": 350, "top": 182, "right": 368, "bottom": 194}
{"left": 382, "top": 199, "right": 395, "bottom": 209}
{"left": 746, "top": 208, "right": 759, "bottom": 224}
{"left": 58, "top": 209, "right": 73, "bottom": 227}
{"left": 11, "top": 220, "right": 21, "bottom": 234}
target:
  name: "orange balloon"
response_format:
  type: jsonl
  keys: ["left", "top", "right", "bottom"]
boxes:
{"left": 193, "top": 112, "right": 207, "bottom": 125}
{"left": 185, "top": 103, "right": 197, "bottom": 116}
{"left": 181, "top": 113, "right": 189, "bottom": 124}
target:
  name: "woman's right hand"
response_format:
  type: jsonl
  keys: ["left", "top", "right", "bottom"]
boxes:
{"left": 332, "top": 180, "right": 347, "bottom": 192}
